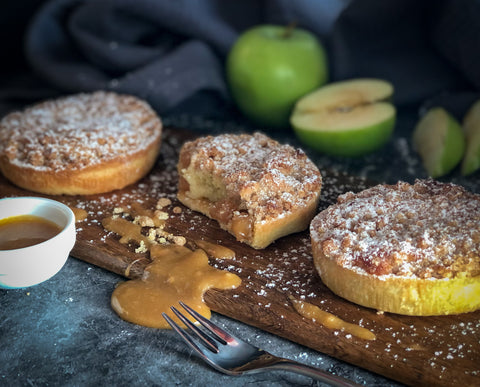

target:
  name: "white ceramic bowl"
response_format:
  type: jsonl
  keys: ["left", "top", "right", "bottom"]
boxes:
{"left": 0, "top": 197, "right": 76, "bottom": 289}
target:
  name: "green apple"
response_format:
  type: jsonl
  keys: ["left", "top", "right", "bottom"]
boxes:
{"left": 412, "top": 107, "right": 465, "bottom": 178}
{"left": 226, "top": 24, "right": 328, "bottom": 129}
{"left": 461, "top": 99, "right": 480, "bottom": 176}
{"left": 290, "top": 78, "right": 396, "bottom": 156}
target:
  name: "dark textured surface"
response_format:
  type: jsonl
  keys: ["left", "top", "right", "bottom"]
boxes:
{"left": 1, "top": 258, "right": 401, "bottom": 387}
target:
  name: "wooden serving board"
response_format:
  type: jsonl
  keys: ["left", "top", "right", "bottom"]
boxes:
{"left": 1, "top": 128, "right": 479, "bottom": 387}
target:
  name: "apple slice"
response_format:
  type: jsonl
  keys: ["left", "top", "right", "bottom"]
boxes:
{"left": 290, "top": 78, "right": 396, "bottom": 156}
{"left": 412, "top": 107, "right": 465, "bottom": 178}
{"left": 461, "top": 100, "right": 480, "bottom": 176}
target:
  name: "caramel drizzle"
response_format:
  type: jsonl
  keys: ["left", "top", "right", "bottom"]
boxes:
{"left": 101, "top": 201, "right": 241, "bottom": 329}
{"left": 290, "top": 297, "right": 376, "bottom": 341}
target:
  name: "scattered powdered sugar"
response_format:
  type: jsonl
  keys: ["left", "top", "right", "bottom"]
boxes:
{"left": 8, "top": 124, "right": 475, "bottom": 383}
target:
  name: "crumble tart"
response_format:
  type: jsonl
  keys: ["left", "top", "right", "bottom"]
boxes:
{"left": 310, "top": 179, "right": 480, "bottom": 316}
{"left": 177, "top": 132, "right": 322, "bottom": 249}
{"left": 0, "top": 91, "right": 162, "bottom": 195}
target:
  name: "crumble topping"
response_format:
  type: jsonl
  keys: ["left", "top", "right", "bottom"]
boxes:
{"left": 179, "top": 132, "right": 322, "bottom": 222}
{"left": 0, "top": 91, "right": 162, "bottom": 172}
{"left": 311, "top": 179, "right": 480, "bottom": 279}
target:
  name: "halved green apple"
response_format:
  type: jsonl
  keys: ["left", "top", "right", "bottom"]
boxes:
{"left": 412, "top": 107, "right": 465, "bottom": 178}
{"left": 461, "top": 100, "right": 480, "bottom": 176}
{"left": 290, "top": 78, "right": 396, "bottom": 156}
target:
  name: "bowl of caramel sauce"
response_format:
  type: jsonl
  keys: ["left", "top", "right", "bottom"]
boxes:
{"left": 0, "top": 197, "right": 76, "bottom": 288}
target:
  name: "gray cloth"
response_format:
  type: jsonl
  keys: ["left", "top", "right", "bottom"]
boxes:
{"left": 22, "top": 0, "right": 480, "bottom": 116}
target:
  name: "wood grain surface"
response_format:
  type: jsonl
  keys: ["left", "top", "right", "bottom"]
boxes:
{"left": 1, "top": 128, "right": 479, "bottom": 387}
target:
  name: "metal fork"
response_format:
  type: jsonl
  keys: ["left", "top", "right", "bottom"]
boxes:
{"left": 162, "top": 302, "right": 360, "bottom": 387}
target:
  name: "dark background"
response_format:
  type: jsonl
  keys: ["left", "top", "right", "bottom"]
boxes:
{"left": 1, "top": 0, "right": 480, "bottom": 119}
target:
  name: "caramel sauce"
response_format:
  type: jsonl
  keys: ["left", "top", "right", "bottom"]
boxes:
{"left": 195, "top": 239, "right": 235, "bottom": 259}
{"left": 70, "top": 207, "right": 88, "bottom": 222}
{"left": 290, "top": 297, "right": 376, "bottom": 341}
{"left": 129, "top": 202, "right": 166, "bottom": 227}
{"left": 102, "top": 216, "right": 151, "bottom": 247}
{"left": 111, "top": 244, "right": 241, "bottom": 329}
{"left": 231, "top": 213, "right": 252, "bottom": 240}
{"left": 0, "top": 215, "right": 62, "bottom": 250}
{"left": 103, "top": 201, "right": 241, "bottom": 329}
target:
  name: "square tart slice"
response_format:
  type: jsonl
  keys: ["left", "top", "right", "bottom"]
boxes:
{"left": 177, "top": 132, "right": 322, "bottom": 249}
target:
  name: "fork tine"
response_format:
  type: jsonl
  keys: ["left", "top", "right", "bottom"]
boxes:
{"left": 169, "top": 306, "right": 219, "bottom": 353}
{"left": 179, "top": 301, "right": 235, "bottom": 345}
{"left": 162, "top": 311, "right": 218, "bottom": 357}
{"left": 163, "top": 311, "right": 238, "bottom": 377}
{"left": 162, "top": 311, "right": 219, "bottom": 356}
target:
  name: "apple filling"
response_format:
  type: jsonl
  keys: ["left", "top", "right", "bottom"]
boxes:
{"left": 181, "top": 166, "right": 227, "bottom": 202}
{"left": 179, "top": 168, "right": 254, "bottom": 244}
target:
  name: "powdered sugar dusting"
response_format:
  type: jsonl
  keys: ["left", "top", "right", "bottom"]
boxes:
{"left": 0, "top": 91, "right": 162, "bottom": 171}
{"left": 181, "top": 132, "right": 322, "bottom": 221}
{"left": 311, "top": 179, "right": 480, "bottom": 279}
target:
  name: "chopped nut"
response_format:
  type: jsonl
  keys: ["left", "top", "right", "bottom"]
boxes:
{"left": 103, "top": 202, "right": 190, "bottom": 255}
{"left": 134, "top": 215, "right": 155, "bottom": 227}
{"left": 171, "top": 236, "right": 187, "bottom": 246}
{"left": 154, "top": 210, "right": 169, "bottom": 220}
{"left": 147, "top": 228, "right": 157, "bottom": 241}
{"left": 156, "top": 197, "right": 172, "bottom": 209}
{"left": 135, "top": 240, "right": 148, "bottom": 253}
{"left": 113, "top": 207, "right": 124, "bottom": 214}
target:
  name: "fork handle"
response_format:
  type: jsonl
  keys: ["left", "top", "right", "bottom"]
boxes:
{"left": 266, "top": 359, "right": 360, "bottom": 387}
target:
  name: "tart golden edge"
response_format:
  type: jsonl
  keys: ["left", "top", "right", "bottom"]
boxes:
{"left": 178, "top": 191, "right": 321, "bottom": 249}
{"left": 0, "top": 137, "right": 162, "bottom": 195}
{"left": 312, "top": 240, "right": 480, "bottom": 316}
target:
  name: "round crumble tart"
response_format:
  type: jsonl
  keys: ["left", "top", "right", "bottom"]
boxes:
{"left": 177, "top": 132, "right": 322, "bottom": 249}
{"left": 0, "top": 91, "right": 162, "bottom": 195}
{"left": 310, "top": 179, "right": 480, "bottom": 316}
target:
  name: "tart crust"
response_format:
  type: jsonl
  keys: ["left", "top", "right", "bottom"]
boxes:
{"left": 177, "top": 132, "right": 322, "bottom": 249}
{"left": 310, "top": 179, "right": 480, "bottom": 316}
{"left": 0, "top": 91, "right": 162, "bottom": 195}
